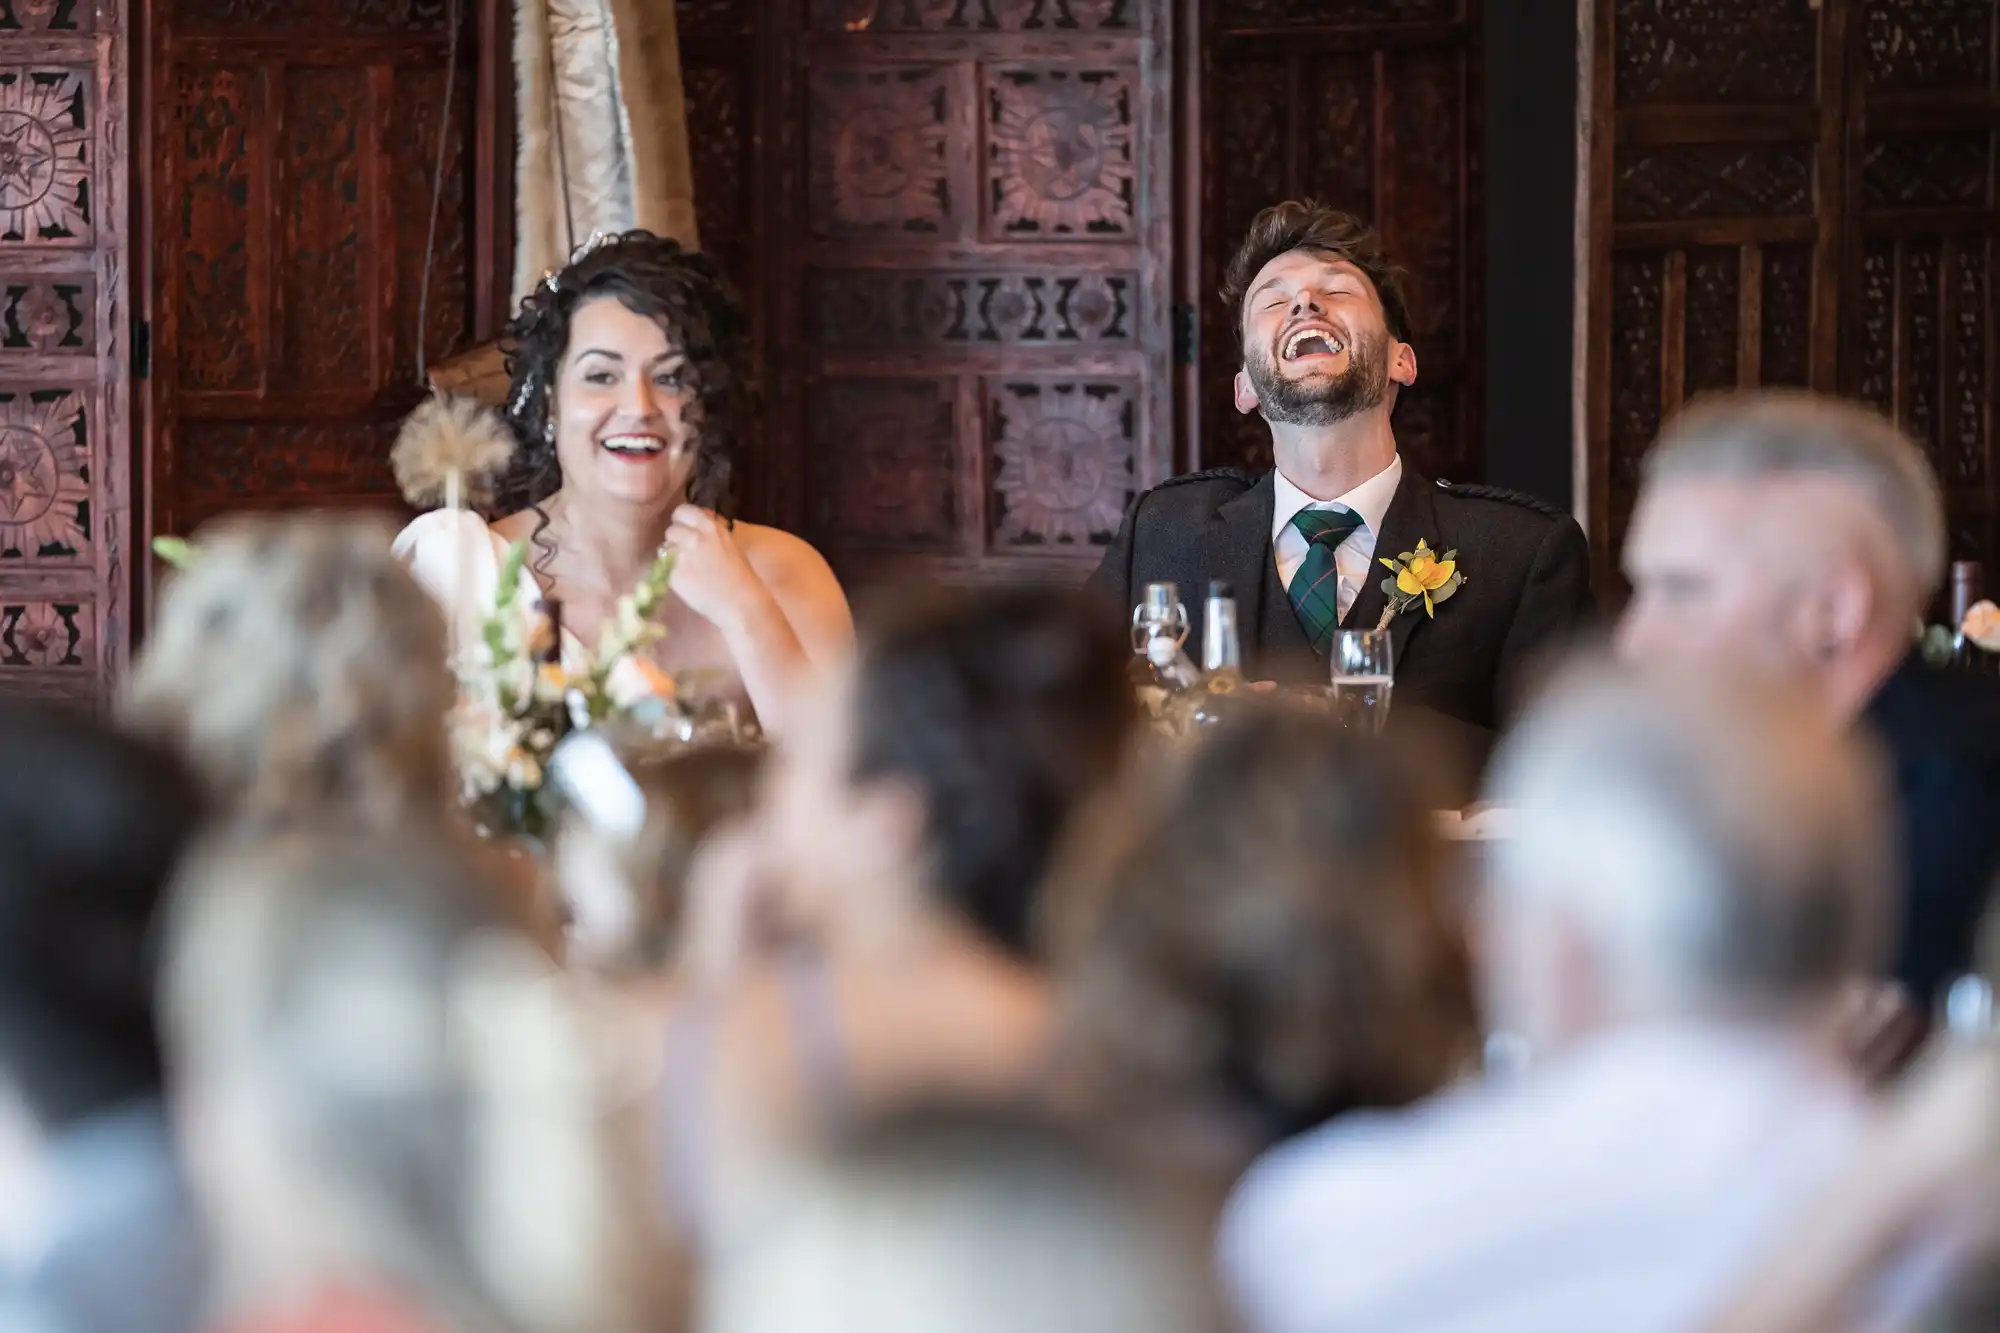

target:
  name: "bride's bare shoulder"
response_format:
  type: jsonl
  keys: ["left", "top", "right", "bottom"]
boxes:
{"left": 489, "top": 508, "right": 541, "bottom": 544}
{"left": 733, "top": 520, "right": 838, "bottom": 590}
{"left": 731, "top": 520, "right": 853, "bottom": 655}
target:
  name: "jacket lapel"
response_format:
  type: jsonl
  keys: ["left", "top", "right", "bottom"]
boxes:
{"left": 1210, "top": 473, "right": 1312, "bottom": 681}
{"left": 1343, "top": 466, "right": 1444, "bottom": 673}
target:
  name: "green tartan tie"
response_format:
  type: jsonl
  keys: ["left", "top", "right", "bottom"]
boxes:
{"left": 1287, "top": 506, "right": 1367, "bottom": 656}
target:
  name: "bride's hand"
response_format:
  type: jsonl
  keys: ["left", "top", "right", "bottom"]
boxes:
{"left": 662, "top": 505, "right": 768, "bottom": 631}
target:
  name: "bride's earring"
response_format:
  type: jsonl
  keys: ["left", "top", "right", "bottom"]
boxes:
{"left": 543, "top": 416, "right": 556, "bottom": 445}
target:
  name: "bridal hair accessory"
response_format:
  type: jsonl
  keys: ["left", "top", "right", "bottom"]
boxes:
{"left": 392, "top": 392, "right": 518, "bottom": 511}
{"left": 535, "top": 231, "right": 621, "bottom": 297}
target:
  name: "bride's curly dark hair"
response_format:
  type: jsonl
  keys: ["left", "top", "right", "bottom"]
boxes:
{"left": 495, "top": 231, "right": 749, "bottom": 517}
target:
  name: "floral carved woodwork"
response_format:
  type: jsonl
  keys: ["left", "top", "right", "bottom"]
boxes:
{"left": 791, "top": 1, "right": 1169, "bottom": 582}
{"left": 0, "top": 67, "right": 89, "bottom": 244}
{"left": 989, "top": 378, "right": 1132, "bottom": 547}
{"left": 152, "top": 0, "right": 484, "bottom": 550}
{"left": 1614, "top": 0, "right": 1817, "bottom": 105}
{"left": 1864, "top": 0, "right": 1989, "bottom": 92}
{"left": 813, "top": 269, "right": 1133, "bottom": 347}
{"left": 0, "top": 601, "right": 87, "bottom": 667}
{"left": 1862, "top": 133, "right": 1989, "bottom": 210}
{"left": 1614, "top": 144, "right": 1815, "bottom": 222}
{"left": 809, "top": 379, "right": 958, "bottom": 552}
{"left": 2, "top": 276, "right": 90, "bottom": 352}
{"left": 810, "top": 65, "right": 951, "bottom": 236}
{"left": 1583, "top": 0, "right": 2000, "bottom": 593}
{"left": 1759, "top": 245, "right": 1812, "bottom": 388}
{"left": 175, "top": 420, "right": 399, "bottom": 510}
{"left": 170, "top": 64, "right": 257, "bottom": 392}
{"left": 813, "top": 0, "right": 1134, "bottom": 31}
{"left": 0, "top": 0, "right": 91, "bottom": 32}
{"left": 987, "top": 67, "right": 1134, "bottom": 237}
{"left": 0, "top": 388, "right": 86, "bottom": 559}
{"left": 0, "top": 0, "right": 123, "bottom": 699}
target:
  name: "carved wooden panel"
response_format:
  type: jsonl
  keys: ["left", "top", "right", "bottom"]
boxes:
{"left": 988, "top": 376, "right": 1134, "bottom": 547}
{"left": 1580, "top": 0, "right": 2000, "bottom": 602}
{"left": 811, "top": 1, "right": 1137, "bottom": 31}
{"left": 147, "top": 0, "right": 486, "bottom": 542}
{"left": 1847, "top": 0, "right": 1998, "bottom": 575}
{"left": 809, "top": 377, "right": 958, "bottom": 552}
{"left": 784, "top": 0, "right": 1172, "bottom": 587}
{"left": 1578, "top": 0, "right": 1837, "bottom": 598}
{"left": 1198, "top": 6, "right": 1481, "bottom": 483}
{"left": 0, "top": 1, "right": 130, "bottom": 702}
{"left": 0, "top": 385, "right": 88, "bottom": 557}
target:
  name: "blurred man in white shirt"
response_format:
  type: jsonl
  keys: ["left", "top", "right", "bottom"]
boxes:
{"left": 1218, "top": 664, "right": 1893, "bottom": 1333}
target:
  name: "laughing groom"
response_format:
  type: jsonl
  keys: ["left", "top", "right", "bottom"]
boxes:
{"left": 1090, "top": 201, "right": 1596, "bottom": 745}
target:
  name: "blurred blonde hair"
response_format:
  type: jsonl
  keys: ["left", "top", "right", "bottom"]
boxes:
{"left": 123, "top": 513, "right": 454, "bottom": 832}
{"left": 163, "top": 828, "right": 682, "bottom": 1333}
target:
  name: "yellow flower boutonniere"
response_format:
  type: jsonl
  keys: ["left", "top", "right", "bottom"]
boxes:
{"left": 1376, "top": 539, "right": 1465, "bottom": 629}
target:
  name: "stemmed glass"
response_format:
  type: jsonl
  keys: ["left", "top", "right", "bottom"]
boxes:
{"left": 1329, "top": 629, "right": 1395, "bottom": 734}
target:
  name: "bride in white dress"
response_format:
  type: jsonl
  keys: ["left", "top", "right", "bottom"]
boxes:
{"left": 395, "top": 232, "right": 853, "bottom": 736}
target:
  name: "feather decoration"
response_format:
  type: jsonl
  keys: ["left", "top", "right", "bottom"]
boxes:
{"left": 391, "top": 392, "right": 518, "bottom": 512}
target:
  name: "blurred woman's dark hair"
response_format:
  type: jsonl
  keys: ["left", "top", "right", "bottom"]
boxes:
{"left": 498, "top": 229, "right": 748, "bottom": 516}
{"left": 850, "top": 585, "right": 1138, "bottom": 960}
{"left": 1055, "top": 705, "right": 1478, "bottom": 1147}
{"left": 0, "top": 701, "right": 207, "bottom": 1129}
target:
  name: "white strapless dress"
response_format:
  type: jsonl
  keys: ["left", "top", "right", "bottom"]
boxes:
{"left": 392, "top": 508, "right": 594, "bottom": 674}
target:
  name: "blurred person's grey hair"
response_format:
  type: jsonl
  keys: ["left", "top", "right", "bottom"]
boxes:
{"left": 1645, "top": 390, "right": 1947, "bottom": 602}
{"left": 162, "top": 830, "right": 677, "bottom": 1333}
{"left": 122, "top": 513, "right": 454, "bottom": 832}
{"left": 1488, "top": 661, "right": 1894, "bottom": 1018}
{"left": 707, "top": 1107, "right": 1221, "bottom": 1333}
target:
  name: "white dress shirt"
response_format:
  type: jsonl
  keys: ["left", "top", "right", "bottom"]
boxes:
{"left": 1217, "top": 1023, "right": 1870, "bottom": 1333}
{"left": 1271, "top": 455, "right": 1403, "bottom": 623}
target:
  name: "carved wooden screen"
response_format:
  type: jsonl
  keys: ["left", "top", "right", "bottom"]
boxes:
{"left": 1577, "top": 0, "right": 2000, "bottom": 598}
{"left": 1847, "top": 1, "right": 1998, "bottom": 576}
{"left": 0, "top": 0, "right": 131, "bottom": 705}
{"left": 1196, "top": 0, "right": 1482, "bottom": 482}
{"left": 144, "top": 0, "right": 482, "bottom": 547}
{"left": 1576, "top": 0, "right": 1841, "bottom": 596}
{"left": 776, "top": 0, "right": 1174, "bottom": 588}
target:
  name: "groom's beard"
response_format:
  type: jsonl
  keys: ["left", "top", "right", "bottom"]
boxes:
{"left": 1245, "top": 327, "right": 1392, "bottom": 427}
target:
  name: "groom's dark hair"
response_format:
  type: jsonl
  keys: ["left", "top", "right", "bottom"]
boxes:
{"left": 850, "top": 586, "right": 1136, "bottom": 960}
{"left": 1222, "top": 201, "right": 1412, "bottom": 346}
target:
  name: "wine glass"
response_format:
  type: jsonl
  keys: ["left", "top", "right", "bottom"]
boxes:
{"left": 1329, "top": 629, "right": 1395, "bottom": 734}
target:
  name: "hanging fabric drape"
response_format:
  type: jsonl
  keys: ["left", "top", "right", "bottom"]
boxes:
{"left": 512, "top": 0, "right": 701, "bottom": 302}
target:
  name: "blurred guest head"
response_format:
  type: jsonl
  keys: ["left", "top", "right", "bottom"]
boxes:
{"left": 555, "top": 739, "right": 762, "bottom": 973}
{"left": 124, "top": 514, "right": 455, "bottom": 832}
{"left": 760, "top": 585, "right": 1136, "bottom": 959}
{"left": 0, "top": 701, "right": 205, "bottom": 1132}
{"left": 163, "top": 831, "right": 671, "bottom": 1333}
{"left": 708, "top": 1106, "right": 1220, "bottom": 1333}
{"left": 1486, "top": 662, "right": 1893, "bottom": 1053}
{"left": 1056, "top": 705, "right": 1477, "bottom": 1156}
{"left": 0, "top": 703, "right": 207, "bottom": 1333}
{"left": 1618, "top": 390, "right": 1944, "bottom": 721}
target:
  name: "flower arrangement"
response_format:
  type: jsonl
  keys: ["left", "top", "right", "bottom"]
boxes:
{"left": 389, "top": 391, "right": 707, "bottom": 843}
{"left": 449, "top": 536, "right": 681, "bottom": 842}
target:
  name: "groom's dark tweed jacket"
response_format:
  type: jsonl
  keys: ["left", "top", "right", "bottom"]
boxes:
{"left": 1088, "top": 465, "right": 1598, "bottom": 760}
